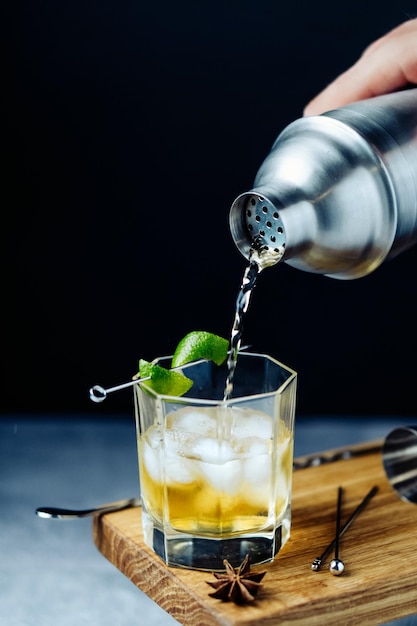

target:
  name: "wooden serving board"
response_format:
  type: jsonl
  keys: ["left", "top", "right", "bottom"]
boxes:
{"left": 93, "top": 442, "right": 417, "bottom": 625}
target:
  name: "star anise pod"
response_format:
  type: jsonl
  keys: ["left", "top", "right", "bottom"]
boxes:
{"left": 206, "top": 554, "right": 266, "bottom": 604}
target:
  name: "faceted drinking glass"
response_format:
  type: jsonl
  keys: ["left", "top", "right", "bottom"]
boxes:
{"left": 134, "top": 352, "right": 297, "bottom": 571}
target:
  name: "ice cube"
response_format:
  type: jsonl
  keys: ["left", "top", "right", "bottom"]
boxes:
{"left": 146, "top": 424, "right": 161, "bottom": 447}
{"left": 231, "top": 408, "right": 273, "bottom": 441}
{"left": 238, "top": 436, "right": 271, "bottom": 456}
{"left": 190, "top": 436, "right": 235, "bottom": 463}
{"left": 244, "top": 453, "right": 272, "bottom": 487}
{"left": 240, "top": 453, "right": 271, "bottom": 507}
{"left": 200, "top": 457, "right": 242, "bottom": 494}
{"left": 165, "top": 453, "right": 197, "bottom": 484}
{"left": 142, "top": 437, "right": 161, "bottom": 483}
{"left": 275, "top": 472, "right": 288, "bottom": 500}
{"left": 164, "top": 427, "right": 189, "bottom": 455}
{"left": 166, "top": 406, "right": 217, "bottom": 437}
{"left": 159, "top": 429, "right": 201, "bottom": 484}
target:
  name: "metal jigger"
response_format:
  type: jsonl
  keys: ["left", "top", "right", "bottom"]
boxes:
{"left": 382, "top": 426, "right": 417, "bottom": 504}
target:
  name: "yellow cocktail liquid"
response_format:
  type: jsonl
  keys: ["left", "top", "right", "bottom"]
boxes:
{"left": 138, "top": 405, "right": 293, "bottom": 536}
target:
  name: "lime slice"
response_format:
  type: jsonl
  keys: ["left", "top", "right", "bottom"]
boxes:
{"left": 171, "top": 331, "right": 229, "bottom": 368}
{"left": 138, "top": 359, "right": 193, "bottom": 396}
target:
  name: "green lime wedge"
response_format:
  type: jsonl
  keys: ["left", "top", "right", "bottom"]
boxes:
{"left": 138, "top": 359, "right": 153, "bottom": 378}
{"left": 171, "top": 331, "right": 229, "bottom": 368}
{"left": 138, "top": 359, "right": 193, "bottom": 396}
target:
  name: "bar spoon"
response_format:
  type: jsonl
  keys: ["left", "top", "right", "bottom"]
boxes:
{"left": 36, "top": 497, "right": 142, "bottom": 519}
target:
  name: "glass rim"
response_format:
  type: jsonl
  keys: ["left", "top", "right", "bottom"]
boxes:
{"left": 136, "top": 351, "right": 297, "bottom": 404}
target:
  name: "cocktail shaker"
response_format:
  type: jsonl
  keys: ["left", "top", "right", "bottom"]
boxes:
{"left": 229, "top": 89, "right": 417, "bottom": 279}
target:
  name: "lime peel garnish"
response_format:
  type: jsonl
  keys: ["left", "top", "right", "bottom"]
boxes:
{"left": 139, "top": 359, "right": 193, "bottom": 396}
{"left": 171, "top": 331, "right": 229, "bottom": 368}
{"left": 136, "top": 331, "right": 229, "bottom": 397}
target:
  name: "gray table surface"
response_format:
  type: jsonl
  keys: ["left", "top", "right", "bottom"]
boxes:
{"left": 2, "top": 414, "right": 417, "bottom": 626}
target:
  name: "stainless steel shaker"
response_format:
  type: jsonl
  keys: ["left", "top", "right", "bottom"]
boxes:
{"left": 229, "top": 89, "right": 417, "bottom": 279}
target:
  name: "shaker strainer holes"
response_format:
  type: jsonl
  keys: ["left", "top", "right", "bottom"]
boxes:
{"left": 262, "top": 205, "right": 268, "bottom": 214}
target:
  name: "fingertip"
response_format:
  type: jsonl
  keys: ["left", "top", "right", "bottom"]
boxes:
{"left": 303, "top": 95, "right": 330, "bottom": 116}
{"left": 303, "top": 101, "right": 319, "bottom": 116}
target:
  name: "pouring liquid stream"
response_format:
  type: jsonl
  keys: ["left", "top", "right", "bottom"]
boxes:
{"left": 223, "top": 243, "right": 283, "bottom": 401}
{"left": 223, "top": 260, "right": 259, "bottom": 401}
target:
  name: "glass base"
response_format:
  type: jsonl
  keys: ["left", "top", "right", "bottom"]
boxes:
{"left": 141, "top": 506, "right": 291, "bottom": 571}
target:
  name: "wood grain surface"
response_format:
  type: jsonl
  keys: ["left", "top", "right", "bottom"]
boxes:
{"left": 93, "top": 444, "right": 417, "bottom": 625}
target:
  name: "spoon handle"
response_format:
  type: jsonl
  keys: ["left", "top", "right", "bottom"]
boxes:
{"left": 36, "top": 497, "right": 142, "bottom": 519}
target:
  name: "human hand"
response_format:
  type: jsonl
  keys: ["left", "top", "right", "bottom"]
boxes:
{"left": 304, "top": 18, "right": 417, "bottom": 116}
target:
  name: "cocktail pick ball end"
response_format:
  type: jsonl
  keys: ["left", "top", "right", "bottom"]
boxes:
{"left": 329, "top": 558, "right": 345, "bottom": 576}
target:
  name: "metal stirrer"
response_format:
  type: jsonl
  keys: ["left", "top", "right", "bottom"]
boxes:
{"left": 89, "top": 378, "right": 143, "bottom": 403}
{"left": 329, "top": 486, "right": 345, "bottom": 575}
{"left": 311, "top": 485, "right": 379, "bottom": 571}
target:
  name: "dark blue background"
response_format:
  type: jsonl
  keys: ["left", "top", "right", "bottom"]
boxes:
{"left": 3, "top": 1, "right": 417, "bottom": 416}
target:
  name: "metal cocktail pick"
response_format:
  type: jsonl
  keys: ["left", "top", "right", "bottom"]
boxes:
{"left": 329, "top": 486, "right": 345, "bottom": 575}
{"left": 89, "top": 378, "right": 142, "bottom": 403}
{"left": 311, "top": 485, "right": 379, "bottom": 572}
{"left": 88, "top": 346, "right": 252, "bottom": 403}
